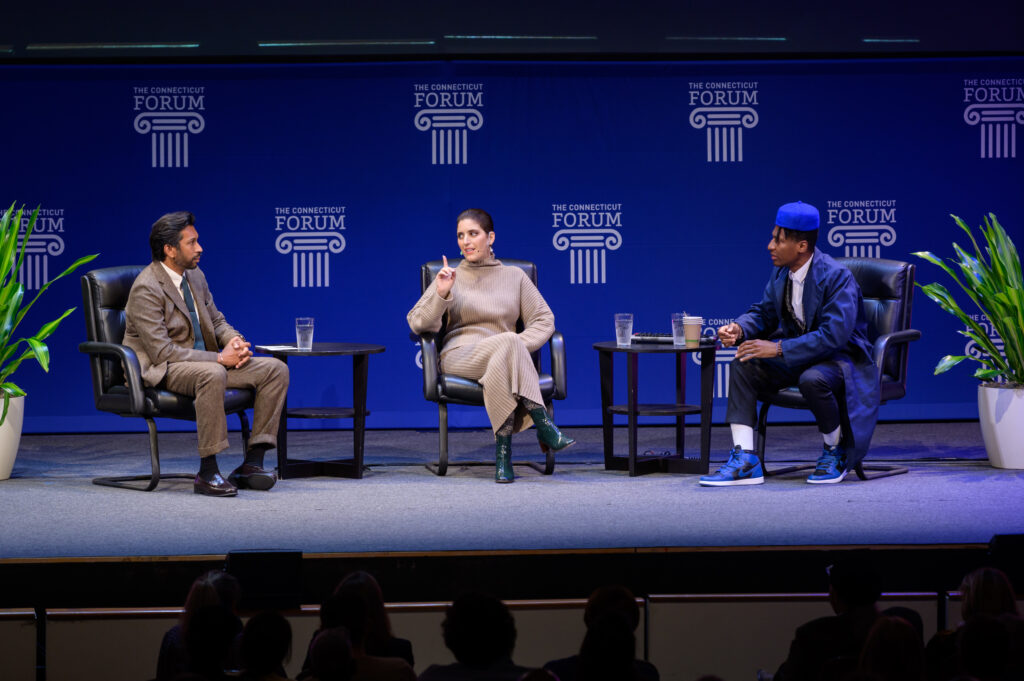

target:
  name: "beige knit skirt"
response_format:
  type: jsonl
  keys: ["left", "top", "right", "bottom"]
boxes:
{"left": 441, "top": 331, "right": 544, "bottom": 435}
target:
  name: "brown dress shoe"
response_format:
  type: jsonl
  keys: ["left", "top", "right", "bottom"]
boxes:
{"left": 228, "top": 463, "right": 277, "bottom": 491}
{"left": 193, "top": 472, "right": 238, "bottom": 497}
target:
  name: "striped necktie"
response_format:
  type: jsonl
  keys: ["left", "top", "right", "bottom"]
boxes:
{"left": 180, "top": 274, "right": 207, "bottom": 351}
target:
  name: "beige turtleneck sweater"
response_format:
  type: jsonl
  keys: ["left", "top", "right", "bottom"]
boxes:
{"left": 407, "top": 258, "right": 554, "bottom": 357}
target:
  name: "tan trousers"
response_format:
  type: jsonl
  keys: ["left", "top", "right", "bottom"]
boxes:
{"left": 164, "top": 357, "right": 289, "bottom": 458}
{"left": 441, "top": 332, "right": 544, "bottom": 435}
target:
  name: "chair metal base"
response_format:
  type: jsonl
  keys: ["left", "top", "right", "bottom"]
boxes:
{"left": 761, "top": 461, "right": 909, "bottom": 481}
{"left": 426, "top": 458, "right": 555, "bottom": 477}
{"left": 427, "top": 402, "right": 557, "bottom": 477}
{"left": 853, "top": 463, "right": 909, "bottom": 480}
{"left": 92, "top": 472, "right": 197, "bottom": 492}
{"left": 763, "top": 462, "right": 816, "bottom": 478}
{"left": 756, "top": 400, "right": 909, "bottom": 483}
{"left": 92, "top": 412, "right": 251, "bottom": 492}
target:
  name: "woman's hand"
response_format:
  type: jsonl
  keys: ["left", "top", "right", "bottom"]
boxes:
{"left": 436, "top": 255, "right": 456, "bottom": 298}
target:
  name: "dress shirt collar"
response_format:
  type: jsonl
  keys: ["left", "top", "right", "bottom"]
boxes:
{"left": 790, "top": 253, "right": 813, "bottom": 284}
{"left": 160, "top": 261, "right": 186, "bottom": 298}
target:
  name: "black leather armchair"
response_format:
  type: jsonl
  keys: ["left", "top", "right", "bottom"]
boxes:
{"left": 79, "top": 266, "right": 253, "bottom": 491}
{"left": 415, "top": 259, "right": 567, "bottom": 476}
{"left": 755, "top": 257, "right": 921, "bottom": 480}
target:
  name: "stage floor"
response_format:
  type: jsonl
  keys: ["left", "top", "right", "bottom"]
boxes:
{"left": 3, "top": 422, "right": 1021, "bottom": 560}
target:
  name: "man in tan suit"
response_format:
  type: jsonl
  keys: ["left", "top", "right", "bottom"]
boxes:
{"left": 124, "top": 211, "right": 289, "bottom": 497}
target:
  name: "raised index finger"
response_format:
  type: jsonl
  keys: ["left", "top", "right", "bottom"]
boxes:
{"left": 442, "top": 255, "right": 449, "bottom": 269}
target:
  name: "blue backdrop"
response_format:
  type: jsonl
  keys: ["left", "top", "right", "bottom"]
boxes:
{"left": 3, "top": 57, "right": 1022, "bottom": 433}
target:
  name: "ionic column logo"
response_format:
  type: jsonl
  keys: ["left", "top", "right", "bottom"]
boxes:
{"left": 134, "top": 112, "right": 206, "bottom": 168}
{"left": 691, "top": 333, "right": 735, "bottom": 399}
{"left": 17, "top": 234, "right": 64, "bottom": 291}
{"left": 414, "top": 109, "right": 483, "bottom": 165}
{"left": 827, "top": 224, "right": 897, "bottom": 258}
{"left": 689, "top": 107, "right": 759, "bottom": 162}
{"left": 552, "top": 229, "right": 622, "bottom": 284}
{"left": 275, "top": 233, "right": 346, "bottom": 288}
{"left": 964, "top": 104, "right": 1024, "bottom": 159}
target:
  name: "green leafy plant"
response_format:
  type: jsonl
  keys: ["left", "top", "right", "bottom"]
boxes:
{"left": 0, "top": 203, "right": 98, "bottom": 424}
{"left": 913, "top": 213, "right": 1023, "bottom": 386}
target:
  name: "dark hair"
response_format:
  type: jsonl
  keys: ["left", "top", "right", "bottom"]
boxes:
{"left": 960, "top": 567, "right": 1019, "bottom": 620}
{"left": 456, "top": 208, "right": 494, "bottom": 233}
{"left": 150, "top": 211, "right": 195, "bottom": 262}
{"left": 442, "top": 592, "right": 516, "bottom": 667}
{"left": 779, "top": 226, "right": 818, "bottom": 251}
{"left": 584, "top": 585, "right": 640, "bottom": 631}
{"left": 310, "top": 627, "right": 355, "bottom": 681}
{"left": 181, "top": 570, "right": 241, "bottom": 635}
{"left": 859, "top": 616, "right": 925, "bottom": 681}
{"left": 184, "top": 604, "right": 242, "bottom": 675}
{"left": 240, "top": 611, "right": 292, "bottom": 676}
{"left": 335, "top": 571, "right": 394, "bottom": 655}
{"left": 320, "top": 590, "right": 368, "bottom": 648}
{"left": 577, "top": 612, "right": 638, "bottom": 681}
{"left": 828, "top": 555, "right": 882, "bottom": 609}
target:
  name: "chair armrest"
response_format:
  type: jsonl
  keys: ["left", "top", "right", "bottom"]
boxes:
{"left": 872, "top": 328, "right": 921, "bottom": 370}
{"left": 549, "top": 330, "right": 567, "bottom": 400}
{"left": 78, "top": 341, "right": 146, "bottom": 414}
{"left": 416, "top": 333, "right": 440, "bottom": 401}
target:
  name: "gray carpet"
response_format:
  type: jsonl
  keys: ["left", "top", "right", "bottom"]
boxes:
{"left": 2, "top": 423, "right": 1021, "bottom": 560}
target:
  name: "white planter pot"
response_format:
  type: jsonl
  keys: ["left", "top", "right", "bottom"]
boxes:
{"left": 0, "top": 395, "right": 25, "bottom": 480}
{"left": 978, "top": 383, "right": 1024, "bottom": 469}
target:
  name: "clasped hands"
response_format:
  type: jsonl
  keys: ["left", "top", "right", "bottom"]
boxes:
{"left": 435, "top": 254, "right": 456, "bottom": 299}
{"left": 218, "top": 335, "right": 252, "bottom": 369}
{"left": 717, "top": 323, "right": 778, "bottom": 362}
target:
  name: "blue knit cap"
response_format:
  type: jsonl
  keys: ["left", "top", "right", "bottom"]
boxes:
{"left": 775, "top": 201, "right": 819, "bottom": 231}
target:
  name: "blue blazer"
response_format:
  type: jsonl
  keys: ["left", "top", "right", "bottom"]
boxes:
{"left": 735, "top": 249, "right": 879, "bottom": 468}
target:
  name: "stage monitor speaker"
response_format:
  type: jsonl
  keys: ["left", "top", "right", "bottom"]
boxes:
{"left": 988, "top": 534, "right": 1024, "bottom": 585}
{"left": 226, "top": 550, "right": 303, "bottom": 610}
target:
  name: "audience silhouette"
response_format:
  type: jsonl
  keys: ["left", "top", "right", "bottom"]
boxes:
{"left": 307, "top": 627, "right": 355, "bottom": 681}
{"left": 239, "top": 610, "right": 292, "bottom": 681}
{"left": 180, "top": 604, "right": 243, "bottom": 680}
{"left": 543, "top": 585, "right": 658, "bottom": 681}
{"left": 772, "top": 555, "right": 882, "bottom": 681}
{"left": 298, "top": 571, "right": 415, "bottom": 680}
{"left": 857, "top": 615, "right": 925, "bottom": 681}
{"left": 417, "top": 592, "right": 529, "bottom": 681}
{"left": 158, "top": 570, "right": 243, "bottom": 681}
{"left": 926, "top": 567, "right": 1022, "bottom": 681}
{"left": 145, "top": 558, "right": 1021, "bottom": 681}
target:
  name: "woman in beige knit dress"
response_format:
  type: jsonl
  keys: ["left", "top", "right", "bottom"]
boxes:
{"left": 408, "top": 208, "right": 575, "bottom": 483}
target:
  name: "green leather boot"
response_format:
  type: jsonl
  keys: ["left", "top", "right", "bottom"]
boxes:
{"left": 495, "top": 434, "right": 514, "bottom": 483}
{"left": 530, "top": 407, "right": 576, "bottom": 453}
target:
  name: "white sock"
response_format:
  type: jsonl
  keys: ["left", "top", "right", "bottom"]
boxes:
{"left": 823, "top": 426, "right": 841, "bottom": 448}
{"left": 731, "top": 424, "right": 755, "bottom": 452}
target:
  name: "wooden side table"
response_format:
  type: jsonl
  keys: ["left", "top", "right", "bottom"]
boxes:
{"left": 255, "top": 342, "right": 385, "bottom": 479}
{"left": 593, "top": 340, "right": 717, "bottom": 476}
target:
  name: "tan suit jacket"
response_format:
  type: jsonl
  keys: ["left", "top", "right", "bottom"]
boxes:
{"left": 123, "top": 262, "right": 241, "bottom": 387}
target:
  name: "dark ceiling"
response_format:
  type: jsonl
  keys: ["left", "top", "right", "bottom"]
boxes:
{"left": 4, "top": 1, "right": 1023, "bottom": 61}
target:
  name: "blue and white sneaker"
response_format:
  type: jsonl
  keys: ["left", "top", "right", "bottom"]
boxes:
{"left": 807, "top": 445, "right": 848, "bottom": 484}
{"left": 699, "top": 446, "right": 764, "bottom": 486}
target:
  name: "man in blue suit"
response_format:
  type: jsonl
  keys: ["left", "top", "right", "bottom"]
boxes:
{"left": 700, "top": 201, "right": 878, "bottom": 486}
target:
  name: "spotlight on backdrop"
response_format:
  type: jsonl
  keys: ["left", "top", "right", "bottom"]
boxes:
{"left": 226, "top": 550, "right": 303, "bottom": 610}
